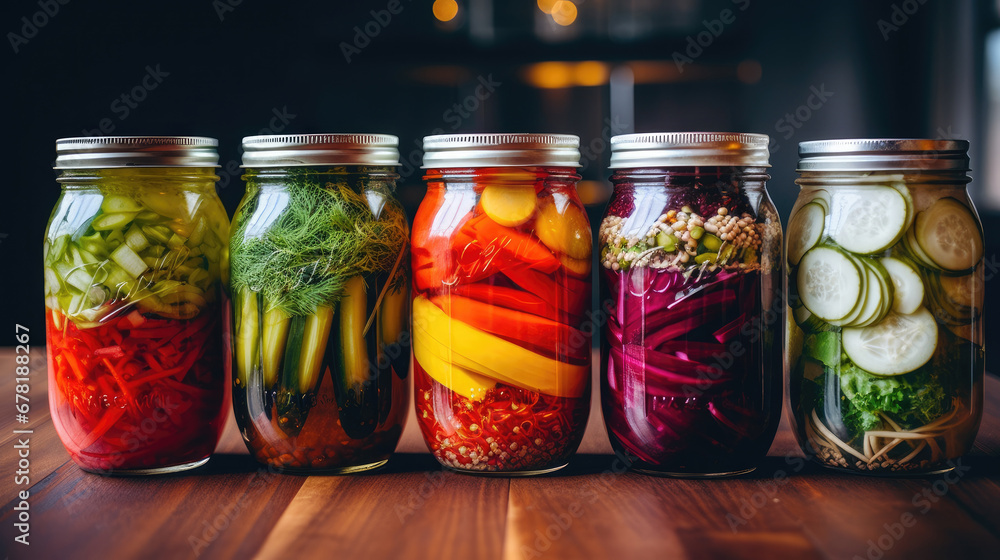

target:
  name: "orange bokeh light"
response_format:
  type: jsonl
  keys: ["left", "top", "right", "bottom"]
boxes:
{"left": 432, "top": 0, "right": 459, "bottom": 22}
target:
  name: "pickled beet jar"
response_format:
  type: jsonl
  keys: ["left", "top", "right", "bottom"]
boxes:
{"left": 599, "top": 133, "right": 783, "bottom": 477}
{"left": 45, "top": 137, "right": 230, "bottom": 474}
{"left": 788, "top": 139, "right": 984, "bottom": 475}
{"left": 230, "top": 134, "right": 410, "bottom": 473}
{"left": 412, "top": 134, "right": 592, "bottom": 475}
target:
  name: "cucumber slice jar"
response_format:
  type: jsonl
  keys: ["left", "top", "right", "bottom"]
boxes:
{"left": 230, "top": 134, "right": 410, "bottom": 474}
{"left": 599, "top": 133, "right": 784, "bottom": 477}
{"left": 787, "top": 139, "right": 984, "bottom": 475}
{"left": 45, "top": 137, "right": 230, "bottom": 475}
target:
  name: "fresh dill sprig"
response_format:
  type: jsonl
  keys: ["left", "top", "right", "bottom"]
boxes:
{"left": 231, "top": 170, "right": 408, "bottom": 317}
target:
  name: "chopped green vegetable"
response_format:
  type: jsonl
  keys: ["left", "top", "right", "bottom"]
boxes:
{"left": 838, "top": 362, "right": 949, "bottom": 434}
{"left": 110, "top": 243, "right": 148, "bottom": 278}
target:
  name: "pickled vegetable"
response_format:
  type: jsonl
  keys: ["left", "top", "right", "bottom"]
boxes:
{"left": 412, "top": 174, "right": 592, "bottom": 474}
{"left": 44, "top": 169, "right": 229, "bottom": 473}
{"left": 230, "top": 168, "right": 409, "bottom": 471}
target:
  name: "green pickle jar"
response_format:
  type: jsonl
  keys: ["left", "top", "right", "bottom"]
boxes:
{"left": 787, "top": 139, "right": 985, "bottom": 475}
{"left": 45, "top": 136, "right": 230, "bottom": 474}
{"left": 230, "top": 134, "right": 410, "bottom": 473}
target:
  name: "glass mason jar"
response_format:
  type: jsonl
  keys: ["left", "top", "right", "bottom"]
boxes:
{"left": 412, "top": 134, "right": 592, "bottom": 475}
{"left": 230, "top": 134, "right": 410, "bottom": 473}
{"left": 788, "top": 139, "right": 984, "bottom": 475}
{"left": 599, "top": 133, "right": 783, "bottom": 477}
{"left": 45, "top": 136, "right": 230, "bottom": 474}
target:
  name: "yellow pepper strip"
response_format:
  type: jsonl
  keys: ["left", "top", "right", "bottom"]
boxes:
{"left": 413, "top": 331, "right": 496, "bottom": 401}
{"left": 412, "top": 296, "right": 589, "bottom": 398}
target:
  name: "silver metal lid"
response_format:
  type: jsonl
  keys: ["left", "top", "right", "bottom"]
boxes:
{"left": 54, "top": 136, "right": 219, "bottom": 169}
{"left": 609, "top": 132, "right": 770, "bottom": 168}
{"left": 241, "top": 134, "right": 400, "bottom": 167}
{"left": 797, "top": 139, "right": 970, "bottom": 171}
{"left": 421, "top": 133, "right": 581, "bottom": 168}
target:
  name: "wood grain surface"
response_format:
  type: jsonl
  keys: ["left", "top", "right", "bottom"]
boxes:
{"left": 1, "top": 347, "right": 997, "bottom": 560}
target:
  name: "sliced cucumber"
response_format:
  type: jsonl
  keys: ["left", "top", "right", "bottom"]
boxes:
{"left": 47, "top": 235, "right": 69, "bottom": 264}
{"left": 848, "top": 267, "right": 883, "bottom": 328}
{"left": 889, "top": 182, "right": 915, "bottom": 233}
{"left": 134, "top": 211, "right": 161, "bottom": 223}
{"left": 915, "top": 197, "right": 983, "bottom": 272}
{"left": 939, "top": 272, "right": 982, "bottom": 310}
{"left": 842, "top": 307, "right": 938, "bottom": 376}
{"left": 125, "top": 224, "right": 149, "bottom": 252}
{"left": 110, "top": 243, "right": 148, "bottom": 278}
{"left": 101, "top": 195, "right": 143, "bottom": 214}
{"left": 787, "top": 201, "right": 826, "bottom": 266}
{"left": 142, "top": 225, "right": 172, "bottom": 245}
{"left": 856, "top": 258, "right": 893, "bottom": 327}
{"left": 44, "top": 267, "right": 62, "bottom": 295}
{"left": 792, "top": 305, "right": 833, "bottom": 333}
{"left": 881, "top": 257, "right": 924, "bottom": 314}
{"left": 824, "top": 254, "right": 870, "bottom": 327}
{"left": 829, "top": 186, "right": 908, "bottom": 254}
{"left": 106, "top": 229, "right": 125, "bottom": 251}
{"left": 92, "top": 212, "right": 138, "bottom": 232}
{"left": 902, "top": 223, "right": 939, "bottom": 270}
{"left": 66, "top": 267, "right": 95, "bottom": 293}
{"left": 797, "top": 245, "right": 864, "bottom": 322}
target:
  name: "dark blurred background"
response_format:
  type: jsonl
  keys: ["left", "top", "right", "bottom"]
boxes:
{"left": 1, "top": 0, "right": 996, "bottom": 366}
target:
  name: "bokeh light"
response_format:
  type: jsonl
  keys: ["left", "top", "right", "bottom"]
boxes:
{"left": 524, "top": 61, "right": 574, "bottom": 89}
{"left": 432, "top": 0, "right": 459, "bottom": 22}
{"left": 551, "top": 1, "right": 577, "bottom": 26}
{"left": 537, "top": 0, "right": 559, "bottom": 14}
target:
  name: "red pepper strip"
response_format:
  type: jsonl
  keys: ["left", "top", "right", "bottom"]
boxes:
{"left": 74, "top": 407, "right": 127, "bottom": 451}
{"left": 448, "top": 283, "right": 562, "bottom": 322}
{"left": 502, "top": 267, "right": 589, "bottom": 313}
{"left": 167, "top": 314, "right": 214, "bottom": 348}
{"left": 142, "top": 352, "right": 163, "bottom": 371}
{"left": 452, "top": 215, "right": 561, "bottom": 285}
{"left": 129, "top": 326, "right": 184, "bottom": 339}
{"left": 128, "top": 347, "right": 201, "bottom": 390}
{"left": 63, "top": 351, "right": 88, "bottom": 382}
{"left": 93, "top": 345, "right": 126, "bottom": 360}
{"left": 412, "top": 186, "right": 475, "bottom": 292}
{"left": 431, "top": 294, "right": 589, "bottom": 362}
{"left": 101, "top": 358, "right": 138, "bottom": 414}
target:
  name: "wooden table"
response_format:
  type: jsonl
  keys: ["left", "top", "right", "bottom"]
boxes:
{"left": 2, "top": 347, "right": 998, "bottom": 560}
